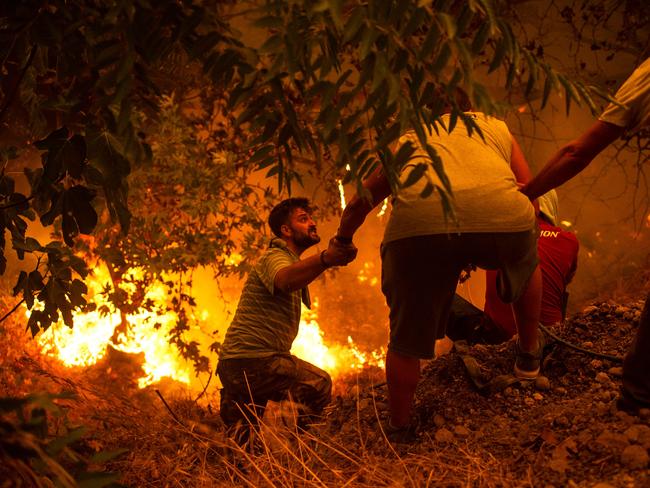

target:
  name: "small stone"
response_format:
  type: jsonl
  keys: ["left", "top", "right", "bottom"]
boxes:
{"left": 620, "top": 445, "right": 649, "bottom": 468}
{"left": 590, "top": 359, "right": 603, "bottom": 369}
{"left": 358, "top": 398, "right": 372, "bottom": 411}
{"left": 595, "top": 372, "right": 610, "bottom": 384}
{"left": 554, "top": 387, "right": 567, "bottom": 395}
{"left": 615, "top": 306, "right": 630, "bottom": 316}
{"left": 608, "top": 366, "right": 623, "bottom": 377}
{"left": 554, "top": 416, "right": 569, "bottom": 427}
{"left": 596, "top": 430, "right": 630, "bottom": 451}
{"left": 524, "top": 397, "right": 535, "bottom": 407}
{"left": 596, "top": 402, "right": 610, "bottom": 415}
{"left": 592, "top": 483, "right": 615, "bottom": 488}
{"left": 535, "top": 376, "right": 551, "bottom": 391}
{"left": 454, "top": 425, "right": 470, "bottom": 437}
{"left": 583, "top": 305, "right": 598, "bottom": 314}
{"left": 433, "top": 414, "right": 445, "bottom": 428}
{"left": 625, "top": 424, "right": 650, "bottom": 444}
{"left": 435, "top": 428, "right": 455, "bottom": 444}
{"left": 533, "top": 392, "right": 544, "bottom": 401}
{"left": 639, "top": 408, "right": 650, "bottom": 420}
{"left": 582, "top": 341, "right": 594, "bottom": 348}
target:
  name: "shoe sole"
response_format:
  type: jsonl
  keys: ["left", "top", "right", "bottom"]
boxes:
{"left": 514, "top": 365, "right": 540, "bottom": 380}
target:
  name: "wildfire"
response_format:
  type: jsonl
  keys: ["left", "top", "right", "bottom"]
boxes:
{"left": 293, "top": 299, "right": 384, "bottom": 377}
{"left": 35, "top": 266, "right": 384, "bottom": 388}
{"left": 35, "top": 265, "right": 196, "bottom": 388}
{"left": 357, "top": 261, "right": 379, "bottom": 286}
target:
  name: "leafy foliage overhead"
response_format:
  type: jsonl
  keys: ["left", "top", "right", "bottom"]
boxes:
{"left": 0, "top": 0, "right": 609, "bottom": 336}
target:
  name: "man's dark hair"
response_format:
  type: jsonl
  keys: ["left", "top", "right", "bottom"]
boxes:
{"left": 268, "top": 197, "right": 313, "bottom": 238}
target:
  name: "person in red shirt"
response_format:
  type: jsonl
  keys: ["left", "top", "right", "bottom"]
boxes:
{"left": 448, "top": 190, "right": 579, "bottom": 343}
{"left": 484, "top": 190, "right": 579, "bottom": 337}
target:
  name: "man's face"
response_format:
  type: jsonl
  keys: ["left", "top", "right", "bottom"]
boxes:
{"left": 284, "top": 207, "right": 320, "bottom": 248}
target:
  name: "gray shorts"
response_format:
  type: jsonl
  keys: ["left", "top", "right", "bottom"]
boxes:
{"left": 381, "top": 229, "right": 539, "bottom": 359}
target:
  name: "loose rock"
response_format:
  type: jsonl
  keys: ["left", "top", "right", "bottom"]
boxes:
{"left": 435, "top": 428, "right": 455, "bottom": 444}
{"left": 607, "top": 366, "right": 623, "bottom": 377}
{"left": 620, "top": 445, "right": 649, "bottom": 468}
{"left": 595, "top": 372, "right": 610, "bottom": 384}
{"left": 535, "top": 376, "right": 551, "bottom": 391}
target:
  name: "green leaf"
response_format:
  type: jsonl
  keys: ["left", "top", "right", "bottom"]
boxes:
{"left": 89, "top": 448, "right": 129, "bottom": 464}
{"left": 46, "top": 426, "right": 86, "bottom": 456}
{"left": 455, "top": 5, "right": 474, "bottom": 37}
{"left": 431, "top": 43, "right": 451, "bottom": 74}
{"left": 541, "top": 75, "right": 553, "bottom": 110}
{"left": 488, "top": 39, "right": 506, "bottom": 73}
{"left": 343, "top": 7, "right": 365, "bottom": 43}
{"left": 420, "top": 181, "right": 434, "bottom": 198}
{"left": 436, "top": 13, "right": 457, "bottom": 39}
{"left": 401, "top": 7, "right": 425, "bottom": 37}
{"left": 471, "top": 22, "right": 490, "bottom": 54}
{"left": 418, "top": 24, "right": 440, "bottom": 61}
{"left": 559, "top": 75, "right": 581, "bottom": 115}
{"left": 401, "top": 163, "right": 427, "bottom": 189}
{"left": 260, "top": 34, "right": 284, "bottom": 54}
{"left": 250, "top": 145, "right": 275, "bottom": 163}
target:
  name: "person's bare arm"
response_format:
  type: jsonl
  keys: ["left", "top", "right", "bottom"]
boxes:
{"left": 521, "top": 120, "right": 624, "bottom": 201}
{"left": 337, "top": 165, "right": 392, "bottom": 240}
{"left": 274, "top": 238, "right": 357, "bottom": 293}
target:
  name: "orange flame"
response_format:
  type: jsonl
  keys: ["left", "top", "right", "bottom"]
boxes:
{"left": 293, "top": 299, "right": 384, "bottom": 377}
{"left": 35, "top": 267, "right": 384, "bottom": 388}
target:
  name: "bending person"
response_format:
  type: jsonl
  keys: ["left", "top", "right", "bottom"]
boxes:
{"left": 338, "top": 105, "right": 543, "bottom": 442}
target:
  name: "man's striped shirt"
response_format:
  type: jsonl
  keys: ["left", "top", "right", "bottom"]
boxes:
{"left": 219, "top": 239, "right": 311, "bottom": 360}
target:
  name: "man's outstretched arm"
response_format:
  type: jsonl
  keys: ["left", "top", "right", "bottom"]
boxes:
{"left": 337, "top": 165, "right": 392, "bottom": 240}
{"left": 520, "top": 120, "right": 624, "bottom": 201}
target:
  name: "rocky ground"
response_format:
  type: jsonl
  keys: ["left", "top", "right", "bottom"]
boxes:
{"left": 2, "top": 293, "right": 649, "bottom": 487}
{"left": 327, "top": 296, "right": 650, "bottom": 487}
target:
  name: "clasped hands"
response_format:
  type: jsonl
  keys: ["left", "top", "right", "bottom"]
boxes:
{"left": 322, "top": 235, "right": 358, "bottom": 267}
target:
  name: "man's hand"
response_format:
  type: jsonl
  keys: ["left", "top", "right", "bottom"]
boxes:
{"left": 323, "top": 237, "right": 357, "bottom": 267}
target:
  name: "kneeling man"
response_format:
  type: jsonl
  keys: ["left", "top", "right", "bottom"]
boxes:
{"left": 217, "top": 198, "right": 356, "bottom": 444}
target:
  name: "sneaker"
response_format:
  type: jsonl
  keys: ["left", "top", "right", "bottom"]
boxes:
{"left": 514, "top": 330, "right": 546, "bottom": 380}
{"left": 382, "top": 419, "right": 418, "bottom": 444}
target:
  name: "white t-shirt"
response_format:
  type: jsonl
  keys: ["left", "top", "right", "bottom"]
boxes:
{"left": 383, "top": 113, "right": 535, "bottom": 244}
{"left": 599, "top": 57, "right": 650, "bottom": 133}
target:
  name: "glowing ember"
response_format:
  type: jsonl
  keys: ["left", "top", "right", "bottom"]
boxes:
{"left": 357, "top": 261, "right": 379, "bottom": 286}
{"left": 338, "top": 179, "right": 347, "bottom": 209}
{"left": 226, "top": 253, "right": 243, "bottom": 266}
{"left": 376, "top": 198, "right": 389, "bottom": 217}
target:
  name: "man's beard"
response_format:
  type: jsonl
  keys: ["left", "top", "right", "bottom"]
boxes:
{"left": 293, "top": 229, "right": 321, "bottom": 248}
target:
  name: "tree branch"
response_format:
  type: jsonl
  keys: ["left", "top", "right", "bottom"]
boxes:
{"left": 0, "top": 298, "right": 25, "bottom": 325}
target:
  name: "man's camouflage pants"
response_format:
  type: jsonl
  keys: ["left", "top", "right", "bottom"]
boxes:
{"left": 217, "top": 354, "right": 332, "bottom": 438}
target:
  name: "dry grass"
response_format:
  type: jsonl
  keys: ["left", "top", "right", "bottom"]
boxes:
{"left": 0, "top": 309, "right": 518, "bottom": 488}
